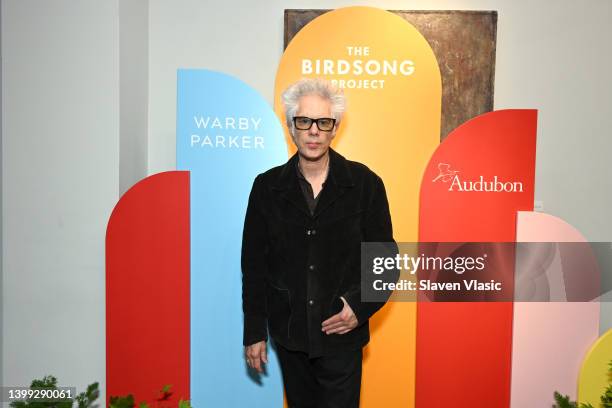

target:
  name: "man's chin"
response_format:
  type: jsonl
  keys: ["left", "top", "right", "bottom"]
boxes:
{"left": 298, "top": 146, "right": 329, "bottom": 161}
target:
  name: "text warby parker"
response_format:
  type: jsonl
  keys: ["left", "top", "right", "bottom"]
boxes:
{"left": 194, "top": 115, "right": 262, "bottom": 130}
{"left": 190, "top": 115, "right": 265, "bottom": 149}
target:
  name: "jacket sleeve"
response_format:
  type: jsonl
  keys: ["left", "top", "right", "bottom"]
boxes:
{"left": 241, "top": 174, "right": 269, "bottom": 346}
{"left": 342, "top": 174, "right": 399, "bottom": 326}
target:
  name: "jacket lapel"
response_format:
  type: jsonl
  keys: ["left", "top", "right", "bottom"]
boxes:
{"left": 283, "top": 181, "right": 311, "bottom": 218}
{"left": 312, "top": 148, "right": 354, "bottom": 218}
{"left": 272, "top": 153, "right": 311, "bottom": 218}
{"left": 312, "top": 176, "right": 342, "bottom": 218}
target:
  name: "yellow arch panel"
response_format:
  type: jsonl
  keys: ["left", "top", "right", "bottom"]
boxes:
{"left": 578, "top": 329, "right": 612, "bottom": 406}
{"left": 274, "top": 6, "right": 441, "bottom": 407}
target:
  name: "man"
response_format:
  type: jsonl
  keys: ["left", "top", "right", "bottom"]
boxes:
{"left": 241, "top": 78, "right": 395, "bottom": 407}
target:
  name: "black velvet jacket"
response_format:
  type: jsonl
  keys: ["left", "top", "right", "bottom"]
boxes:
{"left": 241, "top": 148, "right": 395, "bottom": 357}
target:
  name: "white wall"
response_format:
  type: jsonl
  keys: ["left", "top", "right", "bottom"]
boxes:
{"left": 2, "top": 0, "right": 119, "bottom": 399}
{"left": 0, "top": 0, "right": 3, "bottom": 394}
{"left": 119, "top": 0, "right": 148, "bottom": 195}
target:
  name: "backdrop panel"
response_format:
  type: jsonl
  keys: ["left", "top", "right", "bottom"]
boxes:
{"left": 106, "top": 171, "right": 190, "bottom": 406}
{"left": 578, "top": 329, "right": 612, "bottom": 406}
{"left": 511, "top": 211, "right": 600, "bottom": 407}
{"left": 275, "top": 6, "right": 441, "bottom": 407}
{"left": 417, "top": 110, "right": 537, "bottom": 407}
{"left": 176, "top": 69, "right": 287, "bottom": 407}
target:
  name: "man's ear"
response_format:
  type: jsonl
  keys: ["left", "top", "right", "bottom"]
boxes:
{"left": 331, "top": 123, "right": 339, "bottom": 138}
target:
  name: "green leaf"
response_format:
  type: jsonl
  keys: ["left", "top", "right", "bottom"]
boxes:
{"left": 177, "top": 400, "right": 191, "bottom": 408}
{"left": 553, "top": 391, "right": 577, "bottom": 408}
{"left": 109, "top": 394, "right": 135, "bottom": 408}
{"left": 30, "top": 376, "right": 58, "bottom": 389}
{"left": 57, "top": 400, "right": 73, "bottom": 408}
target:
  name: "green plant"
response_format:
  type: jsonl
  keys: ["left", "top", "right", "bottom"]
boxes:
{"left": 9, "top": 375, "right": 99, "bottom": 408}
{"left": 109, "top": 384, "right": 191, "bottom": 408}
{"left": 554, "top": 359, "right": 612, "bottom": 408}
{"left": 603, "top": 361, "right": 612, "bottom": 408}
{"left": 11, "top": 377, "right": 190, "bottom": 408}
{"left": 553, "top": 391, "right": 594, "bottom": 408}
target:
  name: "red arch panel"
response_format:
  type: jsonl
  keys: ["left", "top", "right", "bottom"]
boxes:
{"left": 106, "top": 171, "right": 190, "bottom": 405}
{"left": 416, "top": 110, "right": 537, "bottom": 407}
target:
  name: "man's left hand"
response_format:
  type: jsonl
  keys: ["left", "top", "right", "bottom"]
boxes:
{"left": 321, "top": 297, "right": 358, "bottom": 335}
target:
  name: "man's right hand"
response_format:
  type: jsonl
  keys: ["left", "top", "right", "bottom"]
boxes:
{"left": 245, "top": 340, "right": 267, "bottom": 373}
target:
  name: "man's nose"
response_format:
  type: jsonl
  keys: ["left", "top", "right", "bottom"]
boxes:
{"left": 309, "top": 122, "right": 320, "bottom": 135}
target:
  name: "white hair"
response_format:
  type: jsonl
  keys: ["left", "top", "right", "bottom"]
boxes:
{"left": 281, "top": 78, "right": 346, "bottom": 134}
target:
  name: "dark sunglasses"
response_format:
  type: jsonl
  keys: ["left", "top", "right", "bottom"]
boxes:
{"left": 293, "top": 116, "right": 336, "bottom": 131}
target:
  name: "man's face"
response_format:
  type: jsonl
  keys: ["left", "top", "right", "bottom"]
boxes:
{"left": 292, "top": 94, "right": 337, "bottom": 161}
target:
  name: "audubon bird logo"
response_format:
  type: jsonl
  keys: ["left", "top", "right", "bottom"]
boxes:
{"left": 432, "top": 163, "right": 459, "bottom": 183}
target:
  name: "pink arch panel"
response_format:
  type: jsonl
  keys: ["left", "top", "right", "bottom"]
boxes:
{"left": 511, "top": 211, "right": 600, "bottom": 407}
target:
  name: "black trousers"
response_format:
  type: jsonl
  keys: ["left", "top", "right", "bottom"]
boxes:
{"left": 274, "top": 342, "right": 363, "bottom": 408}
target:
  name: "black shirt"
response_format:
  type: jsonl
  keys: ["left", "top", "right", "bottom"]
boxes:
{"left": 295, "top": 160, "right": 328, "bottom": 216}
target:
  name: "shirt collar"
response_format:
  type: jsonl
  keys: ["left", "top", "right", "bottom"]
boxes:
{"left": 273, "top": 147, "right": 354, "bottom": 191}
{"left": 295, "top": 156, "right": 330, "bottom": 184}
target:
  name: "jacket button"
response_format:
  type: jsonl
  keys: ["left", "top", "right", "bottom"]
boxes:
{"left": 308, "top": 264, "right": 315, "bottom": 271}
{"left": 308, "top": 300, "right": 314, "bottom": 306}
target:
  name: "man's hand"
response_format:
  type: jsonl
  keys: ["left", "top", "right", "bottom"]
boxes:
{"left": 245, "top": 340, "right": 267, "bottom": 373}
{"left": 321, "top": 297, "right": 358, "bottom": 335}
